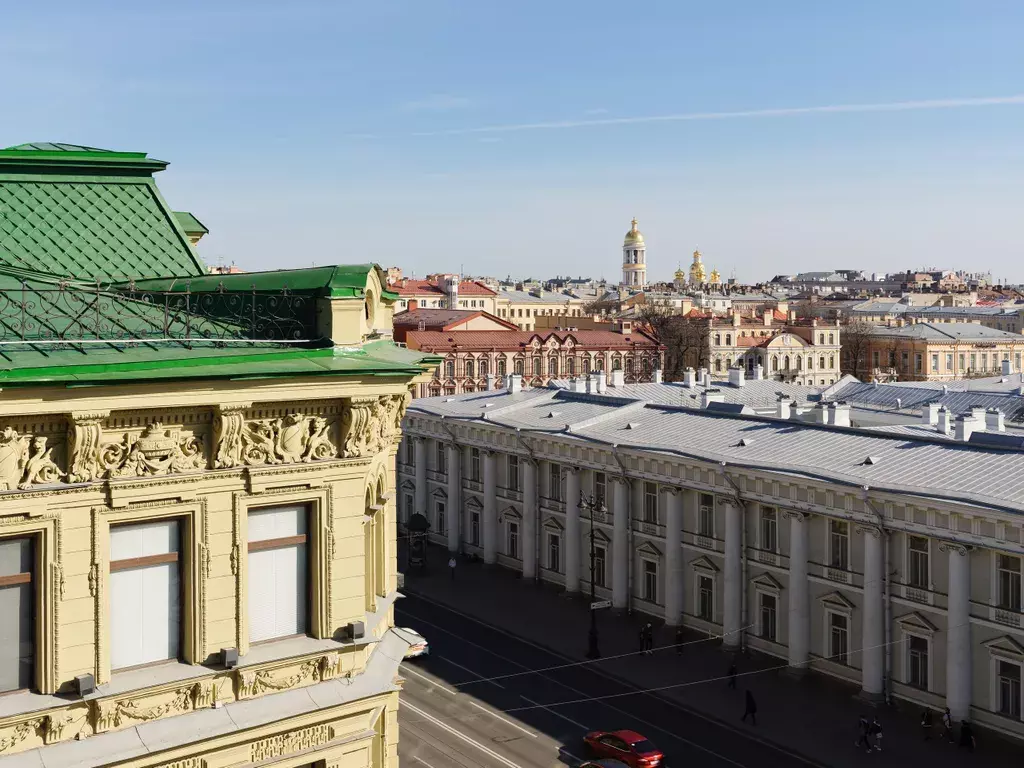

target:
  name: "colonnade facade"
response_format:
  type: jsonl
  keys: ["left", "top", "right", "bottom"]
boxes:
{"left": 399, "top": 424, "right": 1024, "bottom": 739}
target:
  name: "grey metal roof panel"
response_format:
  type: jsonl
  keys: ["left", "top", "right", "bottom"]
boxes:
{"left": 829, "top": 380, "right": 1024, "bottom": 421}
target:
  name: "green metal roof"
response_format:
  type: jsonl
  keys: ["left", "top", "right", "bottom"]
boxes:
{"left": 173, "top": 211, "right": 208, "bottom": 236}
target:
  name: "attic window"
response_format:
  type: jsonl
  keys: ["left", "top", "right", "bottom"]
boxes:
{"left": 862, "top": 456, "right": 881, "bottom": 465}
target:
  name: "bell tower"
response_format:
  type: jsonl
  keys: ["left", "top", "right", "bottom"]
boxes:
{"left": 621, "top": 217, "right": 646, "bottom": 289}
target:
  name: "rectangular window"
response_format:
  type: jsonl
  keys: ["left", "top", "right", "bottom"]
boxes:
{"left": 594, "top": 545, "right": 606, "bottom": 587}
{"left": 548, "top": 533, "right": 561, "bottom": 572}
{"left": 508, "top": 522, "right": 519, "bottom": 559}
{"left": 908, "top": 536, "right": 929, "bottom": 589}
{"left": 970, "top": 353, "right": 977, "bottom": 371}
{"left": 946, "top": 353, "right": 953, "bottom": 371}
{"left": 470, "top": 512, "right": 480, "bottom": 545}
{"left": 914, "top": 353, "right": 922, "bottom": 373}
{"left": 907, "top": 635, "right": 928, "bottom": 689}
{"left": 470, "top": 447, "right": 481, "bottom": 481}
{"left": 435, "top": 502, "right": 445, "bottom": 535}
{"left": 0, "top": 537, "right": 34, "bottom": 692}
{"left": 110, "top": 519, "right": 181, "bottom": 668}
{"left": 548, "top": 463, "right": 561, "bottom": 501}
{"left": 436, "top": 441, "right": 447, "bottom": 474}
{"left": 959, "top": 353, "right": 966, "bottom": 372}
{"left": 643, "top": 560, "right": 657, "bottom": 603}
{"left": 248, "top": 506, "right": 308, "bottom": 644}
{"left": 643, "top": 482, "right": 658, "bottom": 523}
{"left": 760, "top": 506, "right": 777, "bottom": 552}
{"left": 997, "top": 554, "right": 1022, "bottom": 611}
{"left": 759, "top": 593, "right": 777, "bottom": 641}
{"left": 829, "top": 612, "right": 849, "bottom": 664}
{"left": 829, "top": 520, "right": 849, "bottom": 570}
{"left": 698, "top": 575, "right": 714, "bottom": 621}
{"left": 699, "top": 494, "right": 715, "bottom": 537}
{"left": 998, "top": 661, "right": 1022, "bottom": 718}
{"left": 594, "top": 472, "right": 606, "bottom": 508}
{"left": 931, "top": 354, "right": 939, "bottom": 373}
{"left": 508, "top": 455, "right": 520, "bottom": 491}
{"left": 406, "top": 439, "right": 415, "bottom": 465}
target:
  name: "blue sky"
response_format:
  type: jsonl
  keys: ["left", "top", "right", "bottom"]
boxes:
{"left": 3, "top": 1, "right": 1023, "bottom": 283}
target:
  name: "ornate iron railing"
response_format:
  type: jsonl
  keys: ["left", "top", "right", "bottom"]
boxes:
{"left": 0, "top": 280, "right": 318, "bottom": 347}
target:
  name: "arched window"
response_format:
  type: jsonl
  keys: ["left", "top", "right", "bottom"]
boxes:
{"left": 514, "top": 359, "right": 524, "bottom": 376}
{"left": 464, "top": 384, "right": 474, "bottom": 393}
{"left": 714, "top": 333, "right": 721, "bottom": 345}
{"left": 568, "top": 357, "right": 576, "bottom": 375}
{"left": 829, "top": 355, "right": 835, "bottom": 369}
{"left": 612, "top": 356, "right": 622, "bottom": 371}
{"left": 771, "top": 356, "right": 779, "bottom": 372}
{"left": 625, "top": 358, "right": 634, "bottom": 375}
{"left": 808, "top": 356, "right": 814, "bottom": 370}
{"left": 784, "top": 355, "right": 790, "bottom": 370}
{"left": 641, "top": 358, "right": 650, "bottom": 374}
{"left": 725, "top": 334, "right": 732, "bottom": 345}
{"left": 828, "top": 333, "right": 835, "bottom": 345}
{"left": 479, "top": 360, "right": 488, "bottom": 377}
{"left": 548, "top": 357, "right": 558, "bottom": 376}
{"left": 445, "top": 360, "right": 455, "bottom": 378}
{"left": 715, "top": 358, "right": 722, "bottom": 372}
{"left": 819, "top": 356, "right": 826, "bottom": 369}
{"left": 796, "top": 356, "right": 803, "bottom": 370}
{"left": 533, "top": 357, "right": 541, "bottom": 375}
{"left": 582, "top": 358, "right": 591, "bottom": 375}
{"left": 498, "top": 359, "right": 507, "bottom": 377}
{"left": 596, "top": 358, "right": 604, "bottom": 372}
{"left": 465, "top": 360, "right": 474, "bottom": 378}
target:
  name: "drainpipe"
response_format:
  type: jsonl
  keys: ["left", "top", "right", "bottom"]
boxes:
{"left": 515, "top": 429, "right": 542, "bottom": 584}
{"left": 612, "top": 445, "right": 634, "bottom": 614}
{"left": 719, "top": 463, "right": 748, "bottom": 653}
{"left": 440, "top": 416, "right": 463, "bottom": 554}
{"left": 862, "top": 486, "right": 892, "bottom": 706}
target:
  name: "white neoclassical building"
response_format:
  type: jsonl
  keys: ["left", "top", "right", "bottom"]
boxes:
{"left": 398, "top": 375, "right": 1024, "bottom": 738}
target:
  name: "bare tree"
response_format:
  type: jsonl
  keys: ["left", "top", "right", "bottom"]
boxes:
{"left": 581, "top": 298, "right": 620, "bottom": 316}
{"left": 840, "top": 320, "right": 875, "bottom": 381}
{"left": 637, "top": 304, "right": 709, "bottom": 380}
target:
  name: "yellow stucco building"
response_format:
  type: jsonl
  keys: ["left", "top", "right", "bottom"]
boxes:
{"left": 0, "top": 143, "right": 436, "bottom": 767}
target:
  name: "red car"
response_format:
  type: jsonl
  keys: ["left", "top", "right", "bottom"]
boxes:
{"left": 583, "top": 729, "right": 664, "bottom": 767}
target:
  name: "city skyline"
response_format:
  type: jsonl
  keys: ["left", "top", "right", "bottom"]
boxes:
{"left": 4, "top": 1, "right": 1022, "bottom": 281}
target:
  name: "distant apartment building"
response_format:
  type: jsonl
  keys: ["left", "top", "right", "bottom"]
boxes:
{"left": 391, "top": 274, "right": 498, "bottom": 313}
{"left": 495, "top": 288, "right": 590, "bottom": 331}
{"left": 861, "top": 323, "right": 1024, "bottom": 381}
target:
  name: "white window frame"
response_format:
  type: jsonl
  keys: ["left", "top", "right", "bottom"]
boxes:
{"left": 757, "top": 590, "right": 778, "bottom": 642}
{"left": 698, "top": 493, "right": 715, "bottom": 538}
{"left": 246, "top": 505, "right": 311, "bottom": 646}
{"left": 995, "top": 552, "right": 1023, "bottom": 612}
{"left": 904, "top": 535, "right": 932, "bottom": 603}
{"left": 989, "top": 651, "right": 1024, "bottom": 721}
{"left": 643, "top": 482, "right": 658, "bottom": 524}
{"left": 827, "top": 519, "right": 850, "bottom": 571}
{"left": 904, "top": 631, "right": 932, "bottom": 691}
{"left": 759, "top": 505, "right": 778, "bottom": 553}
{"left": 508, "top": 454, "right": 520, "bottom": 492}
{"left": 825, "top": 608, "right": 851, "bottom": 665}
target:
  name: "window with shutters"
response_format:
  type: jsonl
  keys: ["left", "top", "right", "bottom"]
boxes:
{"left": 248, "top": 505, "right": 309, "bottom": 644}
{"left": 110, "top": 520, "right": 182, "bottom": 669}
{"left": 0, "top": 537, "right": 34, "bottom": 692}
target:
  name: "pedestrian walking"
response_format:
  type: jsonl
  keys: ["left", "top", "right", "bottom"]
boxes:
{"left": 741, "top": 690, "right": 757, "bottom": 725}
{"left": 941, "top": 707, "right": 954, "bottom": 743}
{"left": 644, "top": 623, "right": 654, "bottom": 655}
{"left": 855, "top": 714, "right": 873, "bottom": 752}
{"left": 871, "top": 716, "right": 883, "bottom": 752}
{"left": 727, "top": 661, "right": 737, "bottom": 689}
{"left": 958, "top": 720, "right": 975, "bottom": 752}
{"left": 448, "top": 557, "right": 456, "bottom": 581}
{"left": 675, "top": 626, "right": 684, "bottom": 655}
{"left": 920, "top": 708, "right": 932, "bottom": 740}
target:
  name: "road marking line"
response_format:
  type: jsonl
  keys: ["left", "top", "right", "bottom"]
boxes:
{"left": 468, "top": 700, "right": 537, "bottom": 738}
{"left": 402, "top": 596, "right": 762, "bottom": 768}
{"left": 403, "top": 700, "right": 525, "bottom": 768}
{"left": 520, "top": 695, "right": 590, "bottom": 731}
{"left": 413, "top": 756, "right": 440, "bottom": 768}
{"left": 401, "top": 664, "right": 458, "bottom": 695}
{"left": 437, "top": 655, "right": 506, "bottom": 688}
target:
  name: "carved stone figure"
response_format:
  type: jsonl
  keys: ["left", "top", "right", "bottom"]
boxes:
{"left": 277, "top": 413, "right": 309, "bottom": 463}
{"left": 242, "top": 414, "right": 337, "bottom": 467}
{"left": 242, "top": 420, "right": 280, "bottom": 466}
{"left": 304, "top": 416, "right": 334, "bottom": 462}
{"left": 0, "top": 427, "right": 29, "bottom": 491}
{"left": 0, "top": 429, "right": 65, "bottom": 490}
{"left": 18, "top": 436, "right": 63, "bottom": 489}
{"left": 213, "top": 405, "right": 249, "bottom": 469}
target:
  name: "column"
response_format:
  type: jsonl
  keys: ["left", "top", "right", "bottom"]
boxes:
{"left": 860, "top": 526, "right": 884, "bottom": 700}
{"left": 612, "top": 478, "right": 629, "bottom": 609}
{"left": 944, "top": 543, "right": 972, "bottom": 721}
{"left": 446, "top": 443, "right": 461, "bottom": 553}
{"left": 482, "top": 451, "right": 497, "bottom": 564}
{"left": 522, "top": 459, "right": 538, "bottom": 579}
{"left": 723, "top": 497, "right": 742, "bottom": 650}
{"left": 414, "top": 437, "right": 427, "bottom": 519}
{"left": 565, "top": 469, "right": 581, "bottom": 593}
{"left": 663, "top": 488, "right": 683, "bottom": 626}
{"left": 786, "top": 511, "right": 810, "bottom": 673}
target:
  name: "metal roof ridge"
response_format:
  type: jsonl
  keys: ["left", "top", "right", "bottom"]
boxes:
{"left": 480, "top": 391, "right": 558, "bottom": 419}
{"left": 566, "top": 399, "right": 649, "bottom": 433}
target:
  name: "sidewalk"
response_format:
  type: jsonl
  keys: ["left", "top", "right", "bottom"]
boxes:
{"left": 401, "top": 545, "right": 1022, "bottom": 768}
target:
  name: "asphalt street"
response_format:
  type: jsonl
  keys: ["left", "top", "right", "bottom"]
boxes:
{"left": 396, "top": 592, "right": 827, "bottom": 768}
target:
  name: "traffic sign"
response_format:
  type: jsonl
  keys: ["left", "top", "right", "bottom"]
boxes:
{"left": 590, "top": 599, "right": 612, "bottom": 610}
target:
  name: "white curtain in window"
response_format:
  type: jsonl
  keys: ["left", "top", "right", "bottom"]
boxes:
{"left": 248, "top": 506, "right": 308, "bottom": 643}
{"left": 110, "top": 520, "right": 180, "bottom": 670}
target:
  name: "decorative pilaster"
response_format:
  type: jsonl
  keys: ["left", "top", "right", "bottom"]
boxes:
{"left": 482, "top": 450, "right": 497, "bottom": 564}
{"left": 722, "top": 496, "right": 742, "bottom": 649}
{"left": 858, "top": 524, "right": 884, "bottom": 699}
{"left": 413, "top": 437, "right": 427, "bottom": 519}
{"left": 522, "top": 458, "right": 538, "bottom": 579}
{"left": 611, "top": 477, "right": 629, "bottom": 609}
{"left": 663, "top": 487, "right": 683, "bottom": 626}
{"left": 941, "top": 542, "right": 972, "bottom": 720}
{"left": 565, "top": 469, "right": 581, "bottom": 593}
{"left": 446, "top": 443, "right": 461, "bottom": 554}
{"left": 785, "top": 510, "right": 810, "bottom": 673}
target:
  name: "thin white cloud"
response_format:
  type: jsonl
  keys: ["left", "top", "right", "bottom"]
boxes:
{"left": 412, "top": 95, "right": 1024, "bottom": 136}
{"left": 401, "top": 94, "right": 471, "bottom": 112}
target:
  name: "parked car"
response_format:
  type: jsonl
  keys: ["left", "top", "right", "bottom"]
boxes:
{"left": 583, "top": 729, "right": 663, "bottom": 767}
{"left": 400, "top": 627, "right": 429, "bottom": 658}
{"left": 579, "top": 760, "right": 630, "bottom": 768}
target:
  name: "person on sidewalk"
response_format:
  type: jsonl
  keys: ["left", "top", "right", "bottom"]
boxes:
{"left": 941, "top": 707, "right": 954, "bottom": 743}
{"left": 638, "top": 625, "right": 647, "bottom": 655}
{"left": 675, "top": 626, "right": 684, "bottom": 655}
{"left": 448, "top": 557, "right": 456, "bottom": 580}
{"left": 958, "top": 720, "right": 975, "bottom": 752}
{"left": 871, "top": 716, "right": 883, "bottom": 752}
{"left": 727, "top": 660, "right": 738, "bottom": 689}
{"left": 741, "top": 690, "right": 757, "bottom": 725}
{"left": 855, "top": 714, "right": 873, "bottom": 752}
{"left": 920, "top": 708, "right": 932, "bottom": 740}
{"left": 644, "top": 623, "right": 654, "bottom": 655}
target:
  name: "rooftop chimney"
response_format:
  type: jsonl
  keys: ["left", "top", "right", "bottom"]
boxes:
{"left": 702, "top": 388, "right": 726, "bottom": 408}
{"left": 763, "top": 311, "right": 772, "bottom": 327}
{"left": 585, "top": 374, "right": 595, "bottom": 394}
{"left": 831, "top": 401, "right": 851, "bottom": 428}
{"left": 1003, "top": 358, "right": 1014, "bottom": 375}
{"left": 698, "top": 367, "right": 709, "bottom": 386}
{"left": 682, "top": 367, "right": 696, "bottom": 388}
{"left": 777, "top": 394, "right": 792, "bottom": 420}
{"left": 753, "top": 363, "right": 764, "bottom": 381}
{"left": 485, "top": 373, "right": 496, "bottom": 391}
{"left": 408, "top": 299, "right": 418, "bottom": 311}
{"left": 571, "top": 377, "right": 587, "bottom": 393}
{"left": 728, "top": 367, "right": 745, "bottom": 388}
{"left": 816, "top": 402, "right": 831, "bottom": 425}
{"left": 732, "top": 311, "right": 741, "bottom": 327}
{"left": 921, "top": 402, "right": 940, "bottom": 426}
{"left": 954, "top": 414, "right": 978, "bottom": 442}
{"left": 971, "top": 405, "right": 988, "bottom": 423}
{"left": 506, "top": 373, "right": 522, "bottom": 394}
{"left": 610, "top": 369, "right": 625, "bottom": 388}
{"left": 596, "top": 371, "right": 607, "bottom": 394}
{"left": 986, "top": 408, "right": 1006, "bottom": 432}
{"left": 653, "top": 368, "right": 663, "bottom": 384}
{"left": 936, "top": 406, "right": 952, "bottom": 435}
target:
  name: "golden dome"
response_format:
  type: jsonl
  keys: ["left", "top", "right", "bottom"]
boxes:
{"left": 623, "top": 217, "right": 644, "bottom": 245}
{"left": 689, "top": 248, "right": 706, "bottom": 283}
{"left": 674, "top": 265, "right": 686, "bottom": 280}
{"left": 709, "top": 268, "right": 721, "bottom": 284}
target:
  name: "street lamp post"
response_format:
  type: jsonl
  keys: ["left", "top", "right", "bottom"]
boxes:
{"left": 580, "top": 491, "right": 605, "bottom": 659}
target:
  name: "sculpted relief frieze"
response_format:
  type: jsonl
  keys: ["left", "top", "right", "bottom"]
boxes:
{"left": 340, "top": 393, "right": 409, "bottom": 458}
{"left": 0, "top": 428, "right": 63, "bottom": 490}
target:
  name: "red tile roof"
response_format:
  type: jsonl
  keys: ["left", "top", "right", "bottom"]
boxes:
{"left": 394, "top": 308, "right": 517, "bottom": 331}
{"left": 389, "top": 278, "right": 497, "bottom": 297}
{"left": 405, "top": 328, "right": 662, "bottom": 351}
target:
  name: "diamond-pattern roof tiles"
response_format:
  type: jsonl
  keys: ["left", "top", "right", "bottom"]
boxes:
{"left": 0, "top": 179, "right": 205, "bottom": 280}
